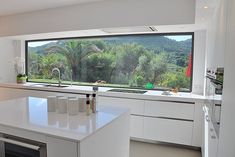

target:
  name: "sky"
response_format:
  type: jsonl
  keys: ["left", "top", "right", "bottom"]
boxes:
{"left": 28, "top": 41, "right": 57, "bottom": 47}
{"left": 165, "top": 35, "right": 192, "bottom": 41}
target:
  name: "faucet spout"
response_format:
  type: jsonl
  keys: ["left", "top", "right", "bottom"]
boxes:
{"left": 51, "top": 68, "right": 61, "bottom": 86}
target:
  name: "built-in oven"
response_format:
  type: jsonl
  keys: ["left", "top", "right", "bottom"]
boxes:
{"left": 205, "top": 67, "right": 224, "bottom": 136}
{"left": 0, "top": 133, "right": 47, "bottom": 157}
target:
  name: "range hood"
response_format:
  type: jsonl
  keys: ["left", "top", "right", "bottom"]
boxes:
{"left": 102, "top": 26, "right": 158, "bottom": 34}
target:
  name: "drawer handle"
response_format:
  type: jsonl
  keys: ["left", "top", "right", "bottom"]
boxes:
{"left": 0, "top": 137, "right": 40, "bottom": 150}
{"left": 144, "top": 115, "right": 193, "bottom": 122}
{"left": 211, "top": 136, "right": 216, "bottom": 139}
{"left": 206, "top": 115, "right": 210, "bottom": 122}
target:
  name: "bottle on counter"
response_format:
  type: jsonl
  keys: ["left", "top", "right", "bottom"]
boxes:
{"left": 86, "top": 94, "right": 91, "bottom": 116}
{"left": 92, "top": 86, "right": 99, "bottom": 112}
{"left": 86, "top": 94, "right": 90, "bottom": 101}
{"left": 86, "top": 100, "right": 91, "bottom": 116}
{"left": 91, "top": 93, "right": 96, "bottom": 113}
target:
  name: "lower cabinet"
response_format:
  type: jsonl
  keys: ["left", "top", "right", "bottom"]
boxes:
{"left": 0, "top": 87, "right": 205, "bottom": 149}
{"left": 202, "top": 106, "right": 219, "bottom": 157}
{"left": 130, "top": 115, "right": 144, "bottom": 139}
{"left": 98, "top": 96, "right": 203, "bottom": 147}
{"left": 47, "top": 136, "right": 78, "bottom": 157}
{"left": 99, "top": 96, "right": 145, "bottom": 139}
{"left": 143, "top": 117, "right": 193, "bottom": 145}
{"left": 208, "top": 120, "right": 219, "bottom": 157}
{"left": 99, "top": 96, "right": 145, "bottom": 115}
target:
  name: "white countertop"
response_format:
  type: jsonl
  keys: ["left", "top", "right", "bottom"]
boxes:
{"left": 0, "top": 83, "right": 206, "bottom": 102}
{"left": 0, "top": 97, "right": 128, "bottom": 142}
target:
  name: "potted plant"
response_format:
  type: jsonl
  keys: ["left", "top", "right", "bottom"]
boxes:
{"left": 16, "top": 74, "right": 27, "bottom": 84}
{"left": 14, "top": 57, "right": 27, "bottom": 84}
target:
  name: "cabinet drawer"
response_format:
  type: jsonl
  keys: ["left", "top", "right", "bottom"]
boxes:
{"left": 130, "top": 115, "right": 144, "bottom": 139}
{"left": 145, "top": 100, "right": 195, "bottom": 120}
{"left": 99, "top": 96, "right": 145, "bottom": 115}
{"left": 143, "top": 117, "right": 193, "bottom": 145}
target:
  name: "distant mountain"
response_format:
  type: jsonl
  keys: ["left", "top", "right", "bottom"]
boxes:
{"left": 104, "top": 36, "right": 192, "bottom": 54}
{"left": 28, "top": 36, "right": 192, "bottom": 54}
{"left": 28, "top": 42, "right": 55, "bottom": 54}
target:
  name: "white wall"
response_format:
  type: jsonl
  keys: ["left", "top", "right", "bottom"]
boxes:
{"left": 0, "top": 0, "right": 195, "bottom": 37}
{"left": 205, "top": 0, "right": 227, "bottom": 68}
{"left": 217, "top": 0, "right": 235, "bottom": 156}
{"left": 192, "top": 30, "right": 206, "bottom": 95}
{"left": 0, "top": 39, "right": 18, "bottom": 83}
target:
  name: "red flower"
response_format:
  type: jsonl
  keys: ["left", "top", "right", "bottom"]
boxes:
{"left": 186, "top": 53, "right": 192, "bottom": 77}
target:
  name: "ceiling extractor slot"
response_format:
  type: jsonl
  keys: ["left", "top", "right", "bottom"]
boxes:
{"left": 102, "top": 26, "right": 158, "bottom": 34}
{"left": 149, "top": 26, "right": 158, "bottom": 32}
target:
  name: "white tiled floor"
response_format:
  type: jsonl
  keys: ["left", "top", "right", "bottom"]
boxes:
{"left": 130, "top": 141, "right": 201, "bottom": 157}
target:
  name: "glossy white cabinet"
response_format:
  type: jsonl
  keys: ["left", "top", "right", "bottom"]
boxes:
{"left": 144, "top": 100, "right": 195, "bottom": 120}
{"left": 143, "top": 117, "right": 193, "bottom": 145}
{"left": 99, "top": 96, "right": 204, "bottom": 147}
{"left": 47, "top": 136, "right": 78, "bottom": 157}
{"left": 202, "top": 106, "right": 219, "bottom": 157}
{"left": 98, "top": 96, "right": 145, "bottom": 115}
{"left": 130, "top": 115, "right": 144, "bottom": 139}
{"left": 144, "top": 100, "right": 199, "bottom": 146}
{"left": 99, "top": 96, "right": 144, "bottom": 139}
{"left": 208, "top": 119, "right": 219, "bottom": 157}
{"left": 191, "top": 102, "right": 204, "bottom": 147}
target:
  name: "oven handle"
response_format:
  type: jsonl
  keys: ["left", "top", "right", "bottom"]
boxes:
{"left": 0, "top": 137, "right": 40, "bottom": 151}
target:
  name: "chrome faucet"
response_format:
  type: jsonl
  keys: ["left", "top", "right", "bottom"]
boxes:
{"left": 51, "top": 68, "right": 61, "bottom": 87}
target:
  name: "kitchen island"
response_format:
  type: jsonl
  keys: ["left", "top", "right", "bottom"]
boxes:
{"left": 0, "top": 83, "right": 206, "bottom": 147}
{"left": 0, "top": 97, "right": 130, "bottom": 157}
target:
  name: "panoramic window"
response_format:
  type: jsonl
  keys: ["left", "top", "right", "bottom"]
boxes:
{"left": 26, "top": 33, "right": 193, "bottom": 92}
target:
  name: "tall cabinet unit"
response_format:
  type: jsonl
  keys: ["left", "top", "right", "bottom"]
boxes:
{"left": 203, "top": 68, "right": 224, "bottom": 157}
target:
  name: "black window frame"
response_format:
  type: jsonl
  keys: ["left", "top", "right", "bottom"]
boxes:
{"left": 25, "top": 32, "right": 194, "bottom": 92}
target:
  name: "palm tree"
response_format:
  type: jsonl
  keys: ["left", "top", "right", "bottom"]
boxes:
{"left": 46, "top": 40, "right": 101, "bottom": 81}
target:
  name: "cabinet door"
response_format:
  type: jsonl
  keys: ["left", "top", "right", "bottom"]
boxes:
{"left": 201, "top": 108, "right": 208, "bottom": 157}
{"left": 143, "top": 117, "right": 193, "bottom": 145}
{"left": 145, "top": 100, "right": 195, "bottom": 120}
{"left": 208, "top": 122, "right": 219, "bottom": 157}
{"left": 130, "top": 115, "right": 144, "bottom": 139}
{"left": 99, "top": 96, "right": 145, "bottom": 115}
{"left": 47, "top": 136, "right": 77, "bottom": 157}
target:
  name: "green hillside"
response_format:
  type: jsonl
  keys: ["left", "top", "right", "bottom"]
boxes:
{"left": 28, "top": 35, "right": 192, "bottom": 55}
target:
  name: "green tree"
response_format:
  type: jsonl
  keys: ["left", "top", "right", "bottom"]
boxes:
{"left": 41, "top": 53, "right": 67, "bottom": 79}
{"left": 46, "top": 40, "right": 101, "bottom": 81}
{"left": 135, "top": 52, "right": 167, "bottom": 86}
{"left": 150, "top": 54, "right": 168, "bottom": 84}
{"left": 161, "top": 68, "right": 190, "bottom": 90}
{"left": 28, "top": 51, "right": 42, "bottom": 79}
{"left": 84, "top": 52, "right": 115, "bottom": 83}
{"left": 115, "top": 44, "right": 148, "bottom": 79}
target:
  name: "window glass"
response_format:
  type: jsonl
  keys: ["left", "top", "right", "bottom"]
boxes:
{"left": 26, "top": 33, "right": 193, "bottom": 92}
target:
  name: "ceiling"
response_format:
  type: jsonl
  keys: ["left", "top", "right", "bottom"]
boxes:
{"left": 0, "top": 0, "right": 106, "bottom": 16}
{"left": 1, "top": 0, "right": 221, "bottom": 40}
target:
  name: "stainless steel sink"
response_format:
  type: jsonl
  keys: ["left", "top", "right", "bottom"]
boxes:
{"left": 43, "top": 84, "right": 69, "bottom": 88}
{"left": 31, "top": 84, "right": 69, "bottom": 88}
{"left": 107, "top": 89, "right": 147, "bottom": 94}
